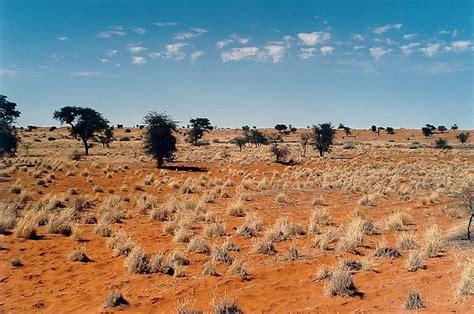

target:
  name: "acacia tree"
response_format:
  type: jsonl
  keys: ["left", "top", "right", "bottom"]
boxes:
{"left": 232, "top": 136, "right": 248, "bottom": 152}
{"left": 249, "top": 129, "right": 268, "bottom": 147}
{"left": 422, "top": 127, "right": 432, "bottom": 138}
{"left": 0, "top": 95, "right": 21, "bottom": 157}
{"left": 53, "top": 106, "right": 109, "bottom": 155}
{"left": 456, "top": 132, "right": 470, "bottom": 144}
{"left": 313, "top": 123, "right": 336, "bottom": 157}
{"left": 437, "top": 125, "right": 447, "bottom": 133}
{"left": 99, "top": 126, "right": 114, "bottom": 148}
{"left": 143, "top": 112, "right": 178, "bottom": 168}
{"left": 300, "top": 132, "right": 311, "bottom": 157}
{"left": 188, "top": 118, "right": 213, "bottom": 145}
{"left": 275, "top": 124, "right": 288, "bottom": 133}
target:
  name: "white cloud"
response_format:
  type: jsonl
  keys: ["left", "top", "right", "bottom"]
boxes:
{"left": 190, "top": 51, "right": 204, "bottom": 62}
{"left": 154, "top": 22, "right": 178, "bottom": 26}
{"left": 175, "top": 28, "right": 207, "bottom": 40}
{"left": 400, "top": 42, "right": 421, "bottom": 56}
{"left": 298, "top": 47, "right": 317, "bottom": 59}
{"left": 216, "top": 39, "right": 233, "bottom": 49}
{"left": 353, "top": 45, "right": 365, "bottom": 50}
{"left": 450, "top": 40, "right": 472, "bottom": 52}
{"left": 221, "top": 47, "right": 263, "bottom": 62}
{"left": 57, "top": 36, "right": 70, "bottom": 41}
{"left": 232, "top": 35, "right": 250, "bottom": 44}
{"left": 373, "top": 23, "right": 402, "bottom": 34}
{"left": 164, "top": 43, "right": 188, "bottom": 59}
{"left": 369, "top": 47, "right": 391, "bottom": 59}
{"left": 438, "top": 30, "right": 457, "bottom": 37}
{"left": 403, "top": 33, "right": 418, "bottom": 40}
{"left": 98, "top": 26, "right": 126, "bottom": 38}
{"left": 106, "top": 49, "right": 118, "bottom": 56}
{"left": 265, "top": 45, "right": 286, "bottom": 62}
{"left": 132, "top": 27, "right": 146, "bottom": 34}
{"left": 420, "top": 43, "right": 441, "bottom": 57}
{"left": 352, "top": 34, "right": 365, "bottom": 41}
{"left": 100, "top": 59, "right": 109, "bottom": 63}
{"left": 283, "top": 35, "right": 292, "bottom": 42}
{"left": 127, "top": 44, "right": 147, "bottom": 54}
{"left": 71, "top": 71, "right": 103, "bottom": 77}
{"left": 297, "top": 32, "right": 331, "bottom": 46}
{"left": 131, "top": 56, "right": 146, "bottom": 65}
{"left": 148, "top": 52, "right": 161, "bottom": 58}
{"left": 0, "top": 68, "right": 22, "bottom": 77}
{"left": 375, "top": 38, "right": 397, "bottom": 45}
{"left": 320, "top": 46, "right": 334, "bottom": 55}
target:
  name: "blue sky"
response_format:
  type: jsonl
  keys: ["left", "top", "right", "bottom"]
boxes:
{"left": 0, "top": 0, "right": 473, "bottom": 128}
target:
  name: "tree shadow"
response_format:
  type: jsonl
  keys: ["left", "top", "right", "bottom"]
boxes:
{"left": 162, "top": 165, "right": 208, "bottom": 172}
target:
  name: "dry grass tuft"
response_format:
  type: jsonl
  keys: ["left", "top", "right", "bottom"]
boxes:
{"left": 226, "top": 202, "right": 245, "bottom": 217}
{"left": 228, "top": 259, "right": 252, "bottom": 281}
{"left": 103, "top": 290, "right": 129, "bottom": 308}
{"left": 404, "top": 290, "right": 424, "bottom": 311}
{"left": 422, "top": 224, "right": 444, "bottom": 258}
{"left": 397, "top": 232, "right": 420, "bottom": 251}
{"left": 458, "top": 259, "right": 473, "bottom": 295}
{"left": 406, "top": 251, "right": 425, "bottom": 272}
{"left": 211, "top": 293, "right": 243, "bottom": 314}
{"left": 125, "top": 247, "right": 150, "bottom": 274}
{"left": 187, "top": 236, "right": 211, "bottom": 255}
{"left": 202, "top": 260, "right": 219, "bottom": 276}
{"left": 325, "top": 264, "right": 360, "bottom": 297}
{"left": 68, "top": 247, "right": 91, "bottom": 263}
{"left": 204, "top": 222, "right": 226, "bottom": 237}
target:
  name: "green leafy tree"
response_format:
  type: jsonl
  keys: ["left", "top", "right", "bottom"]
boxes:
{"left": 437, "top": 125, "right": 447, "bottom": 133}
{"left": 422, "top": 127, "right": 432, "bottom": 138}
{"left": 274, "top": 124, "right": 288, "bottom": 133}
{"left": 343, "top": 127, "right": 351, "bottom": 137}
{"left": 371, "top": 125, "right": 377, "bottom": 133}
{"left": 0, "top": 95, "right": 21, "bottom": 157}
{"left": 313, "top": 123, "right": 336, "bottom": 157}
{"left": 143, "top": 112, "right": 178, "bottom": 168}
{"left": 249, "top": 129, "right": 268, "bottom": 147}
{"left": 456, "top": 132, "right": 470, "bottom": 144}
{"left": 188, "top": 118, "right": 212, "bottom": 145}
{"left": 386, "top": 127, "right": 395, "bottom": 135}
{"left": 53, "top": 106, "right": 109, "bottom": 155}
{"left": 435, "top": 138, "right": 450, "bottom": 149}
{"left": 451, "top": 124, "right": 458, "bottom": 130}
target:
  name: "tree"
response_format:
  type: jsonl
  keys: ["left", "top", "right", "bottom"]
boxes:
{"left": 343, "top": 127, "right": 351, "bottom": 137}
{"left": 249, "top": 129, "right": 267, "bottom": 147}
{"left": 99, "top": 126, "right": 114, "bottom": 148}
{"left": 288, "top": 124, "right": 297, "bottom": 133}
{"left": 270, "top": 143, "right": 289, "bottom": 163}
{"left": 456, "top": 132, "right": 470, "bottom": 144}
{"left": 188, "top": 118, "right": 212, "bottom": 145}
{"left": 371, "top": 125, "right": 377, "bottom": 133}
{"left": 274, "top": 124, "right": 288, "bottom": 133}
{"left": 451, "top": 124, "right": 458, "bottom": 130}
{"left": 313, "top": 123, "right": 336, "bottom": 157}
{"left": 143, "top": 112, "right": 178, "bottom": 168}
{"left": 53, "top": 106, "right": 109, "bottom": 155}
{"left": 386, "top": 127, "right": 395, "bottom": 135}
{"left": 422, "top": 127, "right": 432, "bottom": 138}
{"left": 437, "top": 125, "right": 447, "bottom": 133}
{"left": 0, "top": 95, "right": 21, "bottom": 157}
{"left": 232, "top": 136, "right": 248, "bottom": 152}
{"left": 242, "top": 125, "right": 250, "bottom": 133}
{"left": 300, "top": 132, "right": 311, "bottom": 157}
{"left": 426, "top": 124, "right": 436, "bottom": 131}
{"left": 435, "top": 138, "right": 450, "bottom": 149}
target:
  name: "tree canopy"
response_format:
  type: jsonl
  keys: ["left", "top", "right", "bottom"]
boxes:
{"left": 313, "top": 123, "right": 336, "bottom": 157}
{"left": 53, "top": 106, "right": 109, "bottom": 155}
{"left": 188, "top": 117, "right": 213, "bottom": 145}
{"left": 143, "top": 112, "right": 178, "bottom": 168}
{"left": 0, "top": 95, "right": 21, "bottom": 157}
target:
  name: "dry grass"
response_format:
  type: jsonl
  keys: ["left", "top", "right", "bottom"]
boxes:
{"left": 308, "top": 208, "right": 330, "bottom": 234}
{"left": 14, "top": 211, "right": 38, "bottom": 239}
{"left": 458, "top": 259, "right": 473, "bottom": 295}
{"left": 325, "top": 264, "right": 359, "bottom": 297}
{"left": 204, "top": 222, "right": 226, "bottom": 237}
{"left": 187, "top": 236, "right": 211, "bottom": 255}
{"left": 404, "top": 290, "right": 424, "bottom": 311}
{"left": 68, "top": 247, "right": 91, "bottom": 263}
{"left": 103, "top": 290, "right": 129, "bottom": 308}
{"left": 211, "top": 293, "right": 243, "bottom": 314}
{"left": 385, "top": 212, "right": 412, "bottom": 231}
{"left": 125, "top": 247, "right": 150, "bottom": 274}
{"left": 397, "top": 232, "right": 420, "bottom": 251}
{"left": 337, "top": 217, "right": 365, "bottom": 254}
{"left": 406, "top": 251, "right": 425, "bottom": 272}
{"left": 228, "top": 258, "right": 252, "bottom": 281}
{"left": 423, "top": 224, "right": 444, "bottom": 258}
{"left": 226, "top": 202, "right": 245, "bottom": 217}
{"left": 202, "top": 260, "right": 219, "bottom": 276}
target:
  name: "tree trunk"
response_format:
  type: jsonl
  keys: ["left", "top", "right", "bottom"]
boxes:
{"left": 468, "top": 214, "right": 473, "bottom": 240}
{"left": 82, "top": 137, "right": 89, "bottom": 155}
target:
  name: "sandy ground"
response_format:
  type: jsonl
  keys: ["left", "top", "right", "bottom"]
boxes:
{"left": 0, "top": 127, "right": 473, "bottom": 313}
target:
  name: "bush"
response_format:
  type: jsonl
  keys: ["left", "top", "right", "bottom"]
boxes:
{"left": 435, "top": 138, "right": 450, "bottom": 149}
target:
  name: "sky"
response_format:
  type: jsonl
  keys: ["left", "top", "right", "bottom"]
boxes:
{"left": 0, "top": 0, "right": 473, "bottom": 129}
